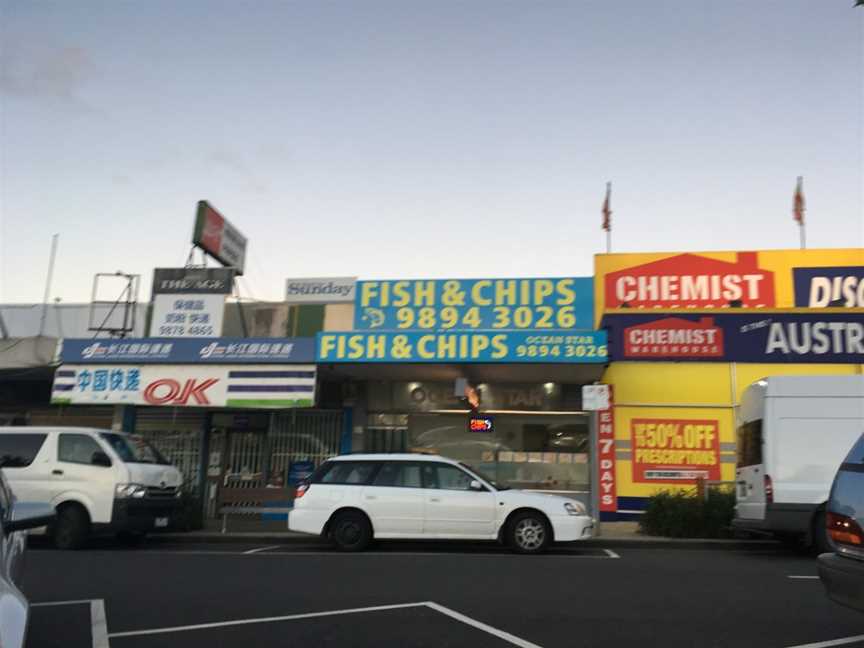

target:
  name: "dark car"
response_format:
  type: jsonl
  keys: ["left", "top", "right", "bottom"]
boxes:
{"left": 819, "top": 434, "right": 864, "bottom": 613}
{"left": 1, "top": 467, "right": 55, "bottom": 648}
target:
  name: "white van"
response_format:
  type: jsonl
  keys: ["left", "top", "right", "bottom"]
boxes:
{"left": 0, "top": 427, "right": 183, "bottom": 549}
{"left": 733, "top": 376, "right": 864, "bottom": 551}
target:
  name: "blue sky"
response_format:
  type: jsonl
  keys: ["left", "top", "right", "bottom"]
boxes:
{"left": 1, "top": 1, "right": 862, "bottom": 302}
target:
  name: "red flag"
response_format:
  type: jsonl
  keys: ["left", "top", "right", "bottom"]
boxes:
{"left": 793, "top": 176, "right": 805, "bottom": 224}
{"left": 601, "top": 182, "right": 612, "bottom": 232}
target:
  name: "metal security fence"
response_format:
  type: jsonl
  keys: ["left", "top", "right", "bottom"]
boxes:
{"left": 269, "top": 410, "right": 343, "bottom": 476}
{"left": 211, "top": 410, "right": 343, "bottom": 520}
{"left": 135, "top": 410, "right": 205, "bottom": 497}
{"left": 222, "top": 431, "right": 267, "bottom": 487}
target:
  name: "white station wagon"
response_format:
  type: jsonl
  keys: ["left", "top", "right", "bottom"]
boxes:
{"left": 289, "top": 453, "right": 594, "bottom": 553}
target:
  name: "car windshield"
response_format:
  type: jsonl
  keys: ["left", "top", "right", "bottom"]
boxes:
{"left": 460, "top": 462, "right": 509, "bottom": 491}
{"left": 100, "top": 433, "right": 169, "bottom": 465}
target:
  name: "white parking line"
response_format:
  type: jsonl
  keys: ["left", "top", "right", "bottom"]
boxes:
{"left": 31, "top": 599, "right": 94, "bottom": 607}
{"left": 787, "top": 575, "right": 820, "bottom": 580}
{"left": 424, "top": 601, "right": 543, "bottom": 648}
{"left": 91, "top": 600, "right": 110, "bottom": 648}
{"left": 107, "top": 602, "right": 428, "bottom": 638}
{"left": 30, "top": 599, "right": 110, "bottom": 648}
{"left": 242, "top": 545, "right": 282, "bottom": 554}
{"left": 107, "top": 600, "right": 544, "bottom": 647}
{"left": 113, "top": 548, "right": 618, "bottom": 558}
{"left": 785, "top": 634, "right": 864, "bottom": 648}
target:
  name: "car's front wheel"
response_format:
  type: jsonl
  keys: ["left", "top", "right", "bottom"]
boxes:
{"left": 329, "top": 511, "right": 372, "bottom": 552}
{"left": 52, "top": 504, "right": 90, "bottom": 550}
{"left": 507, "top": 511, "right": 551, "bottom": 554}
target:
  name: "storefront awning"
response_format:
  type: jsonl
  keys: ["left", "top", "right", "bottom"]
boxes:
{"left": 318, "top": 362, "right": 606, "bottom": 385}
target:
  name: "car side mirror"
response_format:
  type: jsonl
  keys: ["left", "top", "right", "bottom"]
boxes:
{"left": 3, "top": 502, "right": 55, "bottom": 534}
{"left": 469, "top": 480, "right": 484, "bottom": 491}
{"left": 91, "top": 451, "right": 112, "bottom": 467}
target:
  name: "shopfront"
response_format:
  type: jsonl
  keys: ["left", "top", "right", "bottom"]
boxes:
{"left": 595, "top": 248, "right": 864, "bottom": 519}
{"left": 316, "top": 276, "right": 609, "bottom": 511}
{"left": 51, "top": 336, "right": 344, "bottom": 523}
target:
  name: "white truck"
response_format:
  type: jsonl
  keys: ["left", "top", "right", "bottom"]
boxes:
{"left": 0, "top": 427, "right": 183, "bottom": 549}
{"left": 733, "top": 376, "right": 864, "bottom": 551}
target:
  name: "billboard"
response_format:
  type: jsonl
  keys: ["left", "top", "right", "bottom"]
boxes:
{"left": 59, "top": 337, "right": 316, "bottom": 364}
{"left": 152, "top": 267, "right": 235, "bottom": 295}
{"left": 792, "top": 266, "right": 864, "bottom": 307}
{"left": 151, "top": 294, "right": 226, "bottom": 338}
{"left": 603, "top": 311, "right": 864, "bottom": 363}
{"left": 595, "top": 248, "right": 864, "bottom": 322}
{"left": 317, "top": 330, "right": 608, "bottom": 363}
{"left": 354, "top": 278, "right": 594, "bottom": 331}
{"left": 51, "top": 364, "right": 316, "bottom": 409}
{"left": 286, "top": 277, "right": 357, "bottom": 304}
{"left": 630, "top": 418, "right": 721, "bottom": 483}
{"left": 192, "top": 201, "right": 247, "bottom": 274}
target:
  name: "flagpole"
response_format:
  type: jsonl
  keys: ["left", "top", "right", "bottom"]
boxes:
{"left": 794, "top": 175, "right": 806, "bottom": 249}
{"left": 603, "top": 181, "right": 612, "bottom": 253}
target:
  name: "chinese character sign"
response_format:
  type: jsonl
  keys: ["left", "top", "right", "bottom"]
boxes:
{"left": 52, "top": 365, "right": 316, "bottom": 409}
{"left": 150, "top": 293, "right": 226, "bottom": 338}
{"left": 60, "top": 338, "right": 316, "bottom": 364}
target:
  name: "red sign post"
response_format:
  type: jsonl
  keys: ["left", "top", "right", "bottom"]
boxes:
{"left": 596, "top": 387, "right": 617, "bottom": 514}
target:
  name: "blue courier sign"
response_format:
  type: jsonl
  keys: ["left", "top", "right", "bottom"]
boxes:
{"left": 354, "top": 278, "right": 594, "bottom": 331}
{"left": 602, "top": 312, "right": 864, "bottom": 363}
{"left": 60, "top": 337, "right": 317, "bottom": 364}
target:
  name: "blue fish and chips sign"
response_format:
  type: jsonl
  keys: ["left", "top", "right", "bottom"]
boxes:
{"left": 317, "top": 330, "right": 607, "bottom": 363}
{"left": 354, "top": 278, "right": 594, "bottom": 331}
{"left": 320, "top": 277, "right": 605, "bottom": 363}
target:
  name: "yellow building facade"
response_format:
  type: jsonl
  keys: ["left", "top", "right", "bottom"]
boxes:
{"left": 595, "top": 248, "right": 864, "bottom": 518}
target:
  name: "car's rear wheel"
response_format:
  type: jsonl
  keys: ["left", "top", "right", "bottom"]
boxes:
{"left": 507, "top": 511, "right": 551, "bottom": 554}
{"left": 52, "top": 504, "right": 90, "bottom": 550}
{"left": 330, "top": 511, "right": 372, "bottom": 552}
{"left": 812, "top": 509, "right": 832, "bottom": 554}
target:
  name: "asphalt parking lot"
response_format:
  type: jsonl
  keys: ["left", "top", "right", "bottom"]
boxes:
{"left": 20, "top": 539, "right": 864, "bottom": 648}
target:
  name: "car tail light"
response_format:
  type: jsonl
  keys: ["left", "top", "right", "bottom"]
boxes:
{"left": 764, "top": 475, "right": 773, "bottom": 503}
{"left": 295, "top": 481, "right": 310, "bottom": 499}
{"left": 827, "top": 512, "right": 864, "bottom": 547}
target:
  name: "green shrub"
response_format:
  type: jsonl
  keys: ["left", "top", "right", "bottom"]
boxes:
{"left": 639, "top": 488, "right": 735, "bottom": 538}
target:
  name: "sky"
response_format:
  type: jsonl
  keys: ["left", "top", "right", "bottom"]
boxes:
{"left": 1, "top": 1, "right": 863, "bottom": 303}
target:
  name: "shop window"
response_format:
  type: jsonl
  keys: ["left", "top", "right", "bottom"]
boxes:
{"left": 406, "top": 413, "right": 590, "bottom": 492}
{"left": 288, "top": 304, "right": 326, "bottom": 336}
